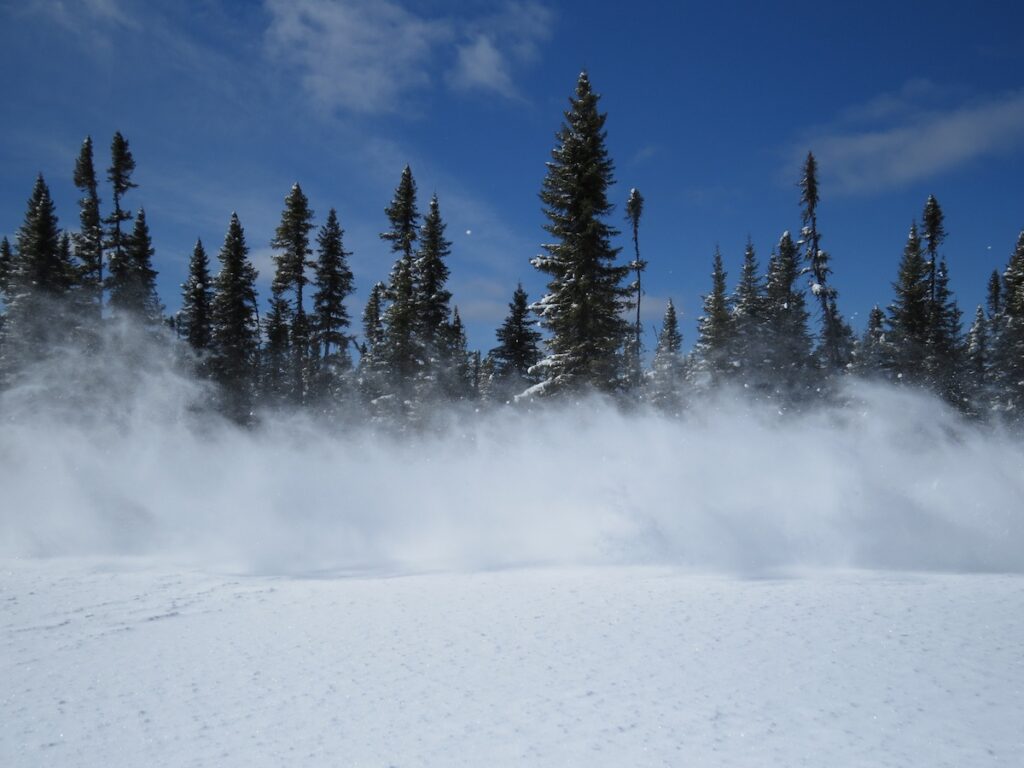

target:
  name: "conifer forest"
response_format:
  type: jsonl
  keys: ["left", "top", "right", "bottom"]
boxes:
{"left": 3, "top": 72, "right": 1022, "bottom": 427}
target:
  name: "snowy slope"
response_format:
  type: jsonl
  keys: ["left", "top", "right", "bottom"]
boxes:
{"left": 3, "top": 559, "right": 1022, "bottom": 767}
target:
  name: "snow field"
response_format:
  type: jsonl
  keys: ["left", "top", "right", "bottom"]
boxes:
{"left": 2, "top": 560, "right": 1022, "bottom": 767}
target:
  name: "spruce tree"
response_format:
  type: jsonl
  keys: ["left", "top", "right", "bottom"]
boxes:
{"left": 964, "top": 305, "right": 990, "bottom": 417}
{"left": 357, "top": 281, "right": 386, "bottom": 403}
{"left": 270, "top": 183, "right": 315, "bottom": 405}
{"left": 649, "top": 299, "right": 685, "bottom": 412}
{"left": 800, "top": 152, "right": 842, "bottom": 369}
{"left": 490, "top": 283, "right": 542, "bottom": 400}
{"left": 531, "top": 71, "right": 630, "bottom": 395}
{"left": 210, "top": 213, "right": 260, "bottom": 421}
{"left": 312, "top": 208, "right": 354, "bottom": 364}
{"left": 416, "top": 194, "right": 453, "bottom": 356}
{"left": 922, "top": 195, "right": 946, "bottom": 308}
{"left": 0, "top": 237, "right": 12, "bottom": 302}
{"left": 925, "top": 258, "right": 963, "bottom": 405}
{"left": 995, "top": 231, "right": 1024, "bottom": 416}
{"left": 624, "top": 187, "right": 646, "bottom": 392}
{"left": 763, "top": 231, "right": 812, "bottom": 396}
{"left": 109, "top": 209, "right": 161, "bottom": 322}
{"left": 4, "top": 175, "right": 70, "bottom": 372}
{"left": 73, "top": 136, "right": 104, "bottom": 323}
{"left": 440, "top": 307, "right": 472, "bottom": 401}
{"left": 379, "top": 168, "right": 424, "bottom": 399}
{"left": 732, "top": 237, "right": 766, "bottom": 387}
{"left": 855, "top": 305, "right": 890, "bottom": 378}
{"left": 262, "top": 295, "right": 291, "bottom": 407}
{"left": 693, "top": 247, "right": 733, "bottom": 383}
{"left": 888, "top": 222, "right": 930, "bottom": 385}
{"left": 104, "top": 132, "right": 137, "bottom": 301}
{"left": 181, "top": 239, "right": 213, "bottom": 353}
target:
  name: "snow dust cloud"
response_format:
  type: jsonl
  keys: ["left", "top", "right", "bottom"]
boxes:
{"left": 1, "top": 329, "right": 1022, "bottom": 576}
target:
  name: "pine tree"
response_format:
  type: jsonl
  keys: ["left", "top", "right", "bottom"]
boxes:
{"left": 180, "top": 239, "right": 213, "bottom": 353}
{"left": 270, "top": 183, "right": 316, "bottom": 405}
{"left": 964, "top": 305, "right": 991, "bottom": 417}
{"left": 0, "top": 237, "right": 12, "bottom": 302}
{"left": 440, "top": 307, "right": 472, "bottom": 401}
{"left": 210, "top": 213, "right": 260, "bottom": 421}
{"left": 4, "top": 175, "right": 70, "bottom": 373}
{"left": 262, "top": 296, "right": 291, "bottom": 408}
{"left": 109, "top": 209, "right": 161, "bottom": 322}
{"left": 732, "top": 237, "right": 766, "bottom": 387}
{"left": 416, "top": 194, "right": 453, "bottom": 356}
{"left": 693, "top": 247, "right": 733, "bottom": 383}
{"left": 104, "top": 132, "right": 137, "bottom": 303}
{"left": 73, "top": 136, "right": 104, "bottom": 323}
{"left": 763, "top": 231, "right": 812, "bottom": 397}
{"left": 995, "top": 231, "right": 1024, "bottom": 416}
{"left": 379, "top": 168, "right": 424, "bottom": 400}
{"left": 927, "top": 258, "right": 963, "bottom": 405}
{"left": 922, "top": 195, "right": 945, "bottom": 308}
{"left": 623, "top": 187, "right": 646, "bottom": 393}
{"left": 800, "top": 152, "right": 842, "bottom": 369}
{"left": 649, "top": 299, "right": 685, "bottom": 412}
{"left": 531, "top": 72, "right": 630, "bottom": 395}
{"left": 888, "top": 222, "right": 930, "bottom": 385}
{"left": 490, "top": 283, "right": 542, "bottom": 401}
{"left": 357, "top": 281, "right": 386, "bottom": 403}
{"left": 310, "top": 208, "right": 355, "bottom": 405}
{"left": 855, "top": 305, "right": 891, "bottom": 378}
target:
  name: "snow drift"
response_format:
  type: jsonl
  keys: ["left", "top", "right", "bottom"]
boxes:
{"left": 1, "top": 328, "right": 1022, "bottom": 575}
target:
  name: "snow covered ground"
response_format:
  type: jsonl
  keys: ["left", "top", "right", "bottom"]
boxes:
{"left": 3, "top": 559, "right": 1022, "bottom": 767}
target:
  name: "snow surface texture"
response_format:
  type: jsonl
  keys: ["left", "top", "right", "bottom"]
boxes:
{"left": 0, "top": 337, "right": 1022, "bottom": 575}
{"left": 2, "top": 561, "right": 1022, "bottom": 767}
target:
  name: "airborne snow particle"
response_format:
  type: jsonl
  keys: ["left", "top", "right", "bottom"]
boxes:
{"left": 466, "top": 229, "right": 472, "bottom": 236}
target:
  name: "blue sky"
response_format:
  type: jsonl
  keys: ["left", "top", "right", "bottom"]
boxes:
{"left": 1, "top": 0, "right": 1023, "bottom": 353}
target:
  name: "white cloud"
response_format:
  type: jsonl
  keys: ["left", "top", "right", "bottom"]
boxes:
{"left": 263, "top": 0, "right": 553, "bottom": 113}
{"left": 797, "top": 85, "right": 1024, "bottom": 195}
{"left": 264, "top": 0, "right": 453, "bottom": 115}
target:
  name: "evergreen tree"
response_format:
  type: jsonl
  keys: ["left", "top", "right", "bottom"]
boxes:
{"left": 440, "top": 307, "right": 472, "bottom": 401}
{"left": 887, "top": 222, "right": 930, "bottom": 385}
{"left": 73, "top": 136, "right": 104, "bottom": 322}
{"left": 732, "top": 237, "right": 766, "bottom": 387}
{"left": 763, "top": 231, "right": 812, "bottom": 397}
{"left": 109, "top": 209, "right": 161, "bottom": 322}
{"left": 4, "top": 175, "right": 70, "bottom": 372}
{"left": 987, "top": 269, "right": 1002, "bottom": 322}
{"left": 180, "top": 239, "right": 213, "bottom": 353}
{"left": 270, "top": 183, "right": 315, "bottom": 405}
{"left": 925, "top": 258, "right": 963, "bottom": 405}
{"left": 800, "top": 152, "right": 842, "bottom": 369}
{"left": 379, "top": 168, "right": 424, "bottom": 399}
{"left": 855, "top": 305, "right": 891, "bottom": 378}
{"left": 964, "top": 305, "right": 991, "bottom": 417}
{"left": 623, "top": 187, "right": 646, "bottom": 392}
{"left": 693, "top": 247, "right": 733, "bottom": 382}
{"left": 310, "top": 208, "right": 355, "bottom": 405}
{"left": 0, "top": 236, "right": 12, "bottom": 302}
{"left": 649, "top": 299, "right": 685, "bottom": 412}
{"left": 995, "top": 231, "right": 1024, "bottom": 416}
{"left": 490, "top": 283, "right": 542, "bottom": 400}
{"left": 357, "top": 281, "right": 386, "bottom": 403}
{"left": 210, "top": 213, "right": 260, "bottom": 421}
{"left": 104, "top": 132, "right": 137, "bottom": 301}
{"left": 922, "top": 194, "right": 946, "bottom": 308}
{"left": 261, "top": 295, "right": 291, "bottom": 407}
{"left": 416, "top": 194, "right": 453, "bottom": 355}
{"left": 531, "top": 72, "right": 630, "bottom": 395}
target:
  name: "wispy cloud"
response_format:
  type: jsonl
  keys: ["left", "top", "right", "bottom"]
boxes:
{"left": 264, "top": 0, "right": 553, "bottom": 113}
{"left": 24, "top": 0, "right": 137, "bottom": 30}
{"left": 795, "top": 83, "right": 1024, "bottom": 194}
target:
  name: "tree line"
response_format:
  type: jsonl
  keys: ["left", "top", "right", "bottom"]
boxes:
{"left": 1, "top": 72, "right": 1023, "bottom": 425}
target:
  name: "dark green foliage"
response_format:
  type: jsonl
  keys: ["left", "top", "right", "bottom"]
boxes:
{"left": 357, "top": 282, "right": 386, "bottom": 403}
{"left": 0, "top": 237, "right": 12, "bottom": 301}
{"left": 964, "top": 305, "right": 991, "bottom": 416}
{"left": 693, "top": 247, "right": 733, "bottom": 382}
{"left": 922, "top": 194, "right": 946, "bottom": 306}
{"left": 887, "top": 222, "right": 930, "bottom": 384}
{"left": 731, "top": 238, "right": 766, "bottom": 386}
{"left": 4, "top": 175, "right": 71, "bottom": 373}
{"left": 649, "top": 299, "right": 685, "bottom": 412}
{"left": 440, "top": 307, "right": 473, "bottom": 401}
{"left": 73, "top": 136, "right": 103, "bottom": 321}
{"left": 925, "top": 259, "right": 963, "bottom": 405}
{"left": 416, "top": 194, "right": 453, "bottom": 353}
{"left": 262, "top": 296, "right": 291, "bottom": 407}
{"left": 271, "top": 183, "right": 316, "bottom": 405}
{"left": 104, "top": 132, "right": 137, "bottom": 292}
{"left": 210, "top": 213, "right": 259, "bottom": 421}
{"left": 109, "top": 209, "right": 161, "bottom": 323}
{"left": 763, "top": 232, "right": 812, "bottom": 396}
{"left": 624, "top": 187, "right": 646, "bottom": 392}
{"left": 311, "top": 208, "right": 355, "bottom": 405}
{"left": 995, "top": 232, "right": 1024, "bottom": 416}
{"left": 181, "top": 239, "right": 213, "bottom": 353}
{"left": 531, "top": 72, "right": 630, "bottom": 395}
{"left": 855, "top": 305, "right": 891, "bottom": 378}
{"left": 381, "top": 165, "right": 419, "bottom": 261}
{"left": 800, "top": 152, "right": 842, "bottom": 369}
{"left": 490, "top": 283, "right": 542, "bottom": 400}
